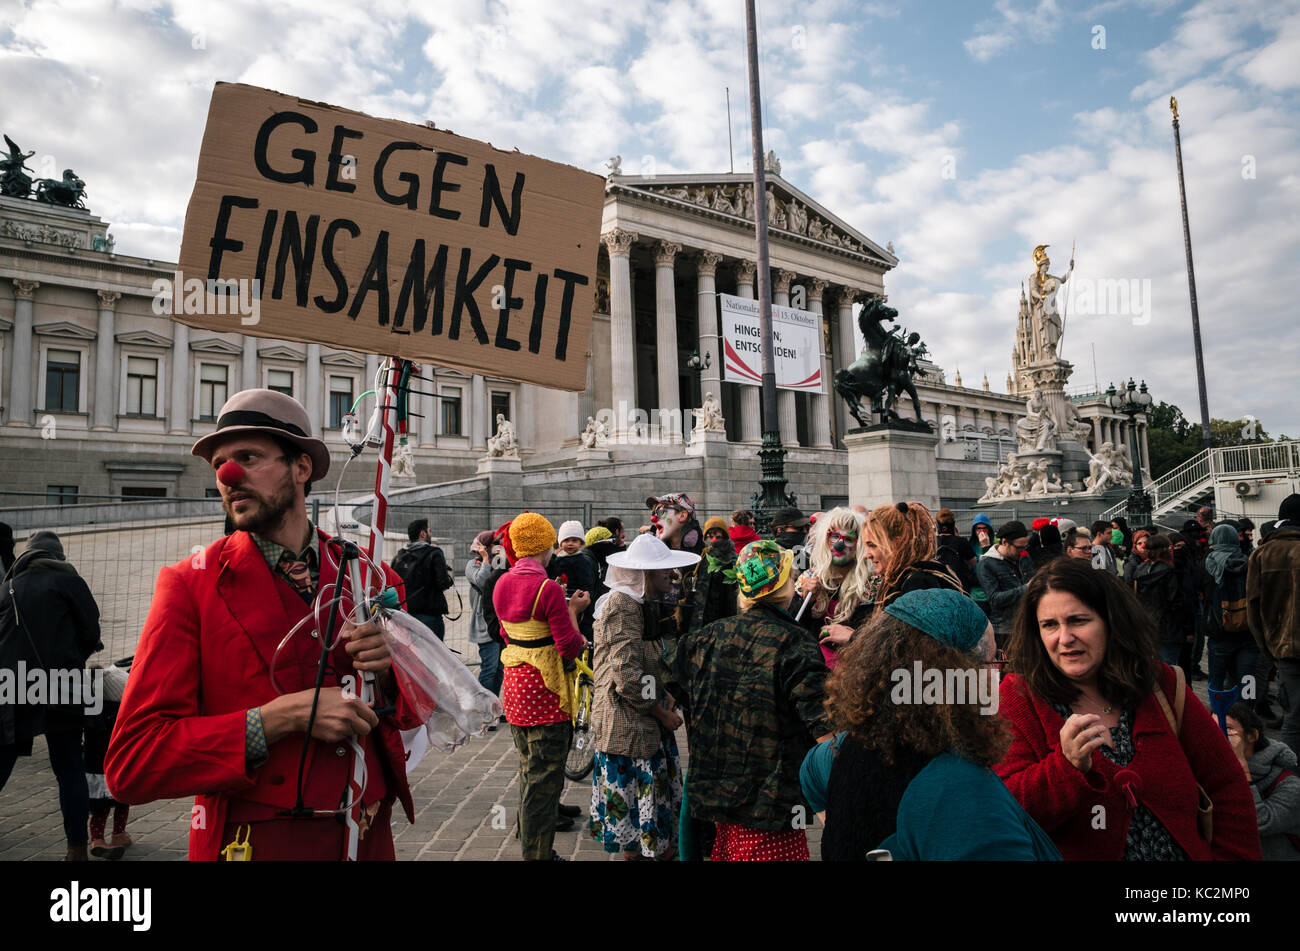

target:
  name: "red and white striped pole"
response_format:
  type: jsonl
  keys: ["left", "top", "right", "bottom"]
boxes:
{"left": 345, "top": 355, "right": 402, "bottom": 860}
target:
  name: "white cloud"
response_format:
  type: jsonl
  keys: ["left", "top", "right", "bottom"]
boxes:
{"left": 964, "top": 0, "right": 1065, "bottom": 63}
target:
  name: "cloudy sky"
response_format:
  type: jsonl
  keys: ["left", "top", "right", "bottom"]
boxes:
{"left": 3, "top": 0, "right": 1297, "bottom": 434}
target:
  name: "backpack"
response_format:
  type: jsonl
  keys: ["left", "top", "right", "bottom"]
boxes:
{"left": 1213, "top": 566, "right": 1249, "bottom": 634}
{"left": 392, "top": 544, "right": 454, "bottom": 615}
{"left": 935, "top": 539, "right": 980, "bottom": 596}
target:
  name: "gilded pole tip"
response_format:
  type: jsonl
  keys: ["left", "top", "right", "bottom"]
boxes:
{"left": 1170, "top": 96, "right": 1179, "bottom": 119}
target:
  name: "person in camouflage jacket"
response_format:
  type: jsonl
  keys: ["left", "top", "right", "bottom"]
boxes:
{"left": 666, "top": 540, "right": 831, "bottom": 860}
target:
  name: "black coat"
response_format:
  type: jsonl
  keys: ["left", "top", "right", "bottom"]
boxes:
{"left": 976, "top": 550, "right": 1028, "bottom": 637}
{"left": 1132, "top": 560, "right": 1186, "bottom": 648}
{"left": 0, "top": 553, "right": 102, "bottom": 747}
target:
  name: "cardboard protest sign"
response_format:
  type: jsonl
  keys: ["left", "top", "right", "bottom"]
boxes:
{"left": 173, "top": 83, "right": 605, "bottom": 391}
{"left": 719, "top": 293, "right": 824, "bottom": 393}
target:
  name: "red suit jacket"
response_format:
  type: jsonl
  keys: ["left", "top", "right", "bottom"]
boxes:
{"left": 105, "top": 529, "right": 420, "bottom": 860}
{"left": 996, "top": 665, "right": 1260, "bottom": 861}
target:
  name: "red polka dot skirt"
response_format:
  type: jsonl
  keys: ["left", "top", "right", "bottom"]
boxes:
{"left": 711, "top": 822, "right": 810, "bottom": 862}
{"left": 502, "top": 663, "right": 569, "bottom": 727}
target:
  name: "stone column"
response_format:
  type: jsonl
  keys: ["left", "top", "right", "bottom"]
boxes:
{"left": 1091, "top": 416, "right": 1103, "bottom": 453}
{"left": 654, "top": 241, "right": 683, "bottom": 442}
{"left": 835, "top": 287, "right": 860, "bottom": 443}
{"left": 580, "top": 319, "right": 598, "bottom": 430}
{"left": 365, "top": 354, "right": 379, "bottom": 397}
{"left": 242, "top": 335, "right": 258, "bottom": 391}
{"left": 695, "top": 251, "right": 723, "bottom": 438}
{"left": 602, "top": 229, "right": 638, "bottom": 437}
{"left": 9, "top": 280, "right": 37, "bottom": 426}
{"left": 772, "top": 270, "right": 799, "bottom": 445}
{"left": 734, "top": 260, "right": 761, "bottom": 442}
{"left": 168, "top": 321, "right": 190, "bottom": 432}
{"left": 518, "top": 382, "right": 534, "bottom": 452}
{"left": 807, "top": 278, "right": 832, "bottom": 448}
{"left": 305, "top": 343, "right": 322, "bottom": 436}
{"left": 92, "top": 290, "right": 120, "bottom": 430}
{"left": 1139, "top": 420, "right": 1150, "bottom": 471}
{"left": 418, "top": 364, "right": 435, "bottom": 446}
{"left": 471, "top": 374, "right": 487, "bottom": 449}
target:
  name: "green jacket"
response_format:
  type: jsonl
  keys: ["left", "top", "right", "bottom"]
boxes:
{"left": 666, "top": 602, "right": 830, "bottom": 830}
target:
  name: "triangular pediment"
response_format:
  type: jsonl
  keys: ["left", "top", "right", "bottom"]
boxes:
{"left": 116, "top": 329, "right": 172, "bottom": 348}
{"left": 608, "top": 171, "right": 896, "bottom": 266}
{"left": 34, "top": 320, "right": 97, "bottom": 339}
{"left": 190, "top": 337, "right": 243, "bottom": 355}
{"left": 258, "top": 344, "right": 304, "bottom": 361}
{"left": 321, "top": 351, "right": 365, "bottom": 368}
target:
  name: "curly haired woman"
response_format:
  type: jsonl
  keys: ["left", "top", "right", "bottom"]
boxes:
{"left": 805, "top": 588, "right": 1059, "bottom": 860}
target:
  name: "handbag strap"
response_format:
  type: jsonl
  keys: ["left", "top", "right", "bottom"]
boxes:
{"left": 1152, "top": 664, "right": 1187, "bottom": 738}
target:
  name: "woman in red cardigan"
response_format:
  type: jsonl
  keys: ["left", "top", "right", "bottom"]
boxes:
{"left": 996, "top": 557, "right": 1260, "bottom": 860}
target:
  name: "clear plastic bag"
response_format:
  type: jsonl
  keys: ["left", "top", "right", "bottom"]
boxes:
{"left": 382, "top": 610, "right": 503, "bottom": 754}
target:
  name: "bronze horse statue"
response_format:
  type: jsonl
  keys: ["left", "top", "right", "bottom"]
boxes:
{"left": 833, "top": 297, "right": 928, "bottom": 428}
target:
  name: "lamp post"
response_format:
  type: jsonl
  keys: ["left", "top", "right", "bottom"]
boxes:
{"left": 1106, "top": 378, "right": 1154, "bottom": 521}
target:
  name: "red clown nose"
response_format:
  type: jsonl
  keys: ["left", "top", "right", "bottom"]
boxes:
{"left": 217, "top": 461, "right": 246, "bottom": 486}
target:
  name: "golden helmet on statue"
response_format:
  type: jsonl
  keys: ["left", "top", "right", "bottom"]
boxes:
{"left": 1033, "top": 244, "right": 1050, "bottom": 267}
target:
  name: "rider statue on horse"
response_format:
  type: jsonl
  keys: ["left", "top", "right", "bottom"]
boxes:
{"left": 833, "top": 297, "right": 931, "bottom": 430}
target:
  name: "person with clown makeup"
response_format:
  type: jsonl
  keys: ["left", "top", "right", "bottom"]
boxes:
{"left": 796, "top": 507, "right": 875, "bottom": 669}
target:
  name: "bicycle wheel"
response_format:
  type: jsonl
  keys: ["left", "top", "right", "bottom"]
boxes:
{"left": 564, "top": 657, "right": 596, "bottom": 781}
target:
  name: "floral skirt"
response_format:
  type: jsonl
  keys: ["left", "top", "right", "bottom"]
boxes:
{"left": 589, "top": 735, "right": 682, "bottom": 858}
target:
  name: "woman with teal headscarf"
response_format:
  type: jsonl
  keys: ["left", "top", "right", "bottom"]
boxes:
{"left": 804, "top": 587, "right": 1060, "bottom": 860}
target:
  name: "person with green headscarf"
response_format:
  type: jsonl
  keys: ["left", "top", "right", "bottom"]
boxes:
{"left": 808, "top": 587, "right": 1060, "bottom": 861}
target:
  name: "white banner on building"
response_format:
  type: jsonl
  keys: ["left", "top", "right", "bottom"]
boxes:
{"left": 719, "top": 293, "right": 823, "bottom": 393}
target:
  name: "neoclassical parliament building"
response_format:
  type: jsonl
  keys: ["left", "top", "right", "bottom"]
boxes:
{"left": 0, "top": 161, "right": 1149, "bottom": 515}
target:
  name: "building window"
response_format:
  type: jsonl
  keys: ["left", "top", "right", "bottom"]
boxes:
{"left": 121, "top": 486, "right": 167, "bottom": 499}
{"left": 126, "top": 356, "right": 158, "bottom": 416}
{"left": 199, "top": 363, "right": 228, "bottom": 420}
{"left": 205, "top": 488, "right": 221, "bottom": 498}
{"left": 45, "top": 349, "right": 80, "bottom": 412}
{"left": 490, "top": 390, "right": 511, "bottom": 439}
{"left": 329, "top": 375, "right": 354, "bottom": 430}
{"left": 441, "top": 390, "right": 463, "bottom": 436}
{"left": 46, "top": 484, "right": 78, "bottom": 505}
{"left": 267, "top": 369, "right": 293, "bottom": 396}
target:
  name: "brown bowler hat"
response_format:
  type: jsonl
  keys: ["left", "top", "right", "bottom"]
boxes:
{"left": 191, "top": 389, "right": 331, "bottom": 481}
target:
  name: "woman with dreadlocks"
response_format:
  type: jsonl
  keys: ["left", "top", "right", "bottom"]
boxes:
{"left": 795, "top": 507, "right": 875, "bottom": 669}
{"left": 820, "top": 502, "right": 964, "bottom": 653}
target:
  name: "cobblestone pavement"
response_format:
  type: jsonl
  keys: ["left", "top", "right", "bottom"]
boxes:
{"left": 0, "top": 724, "right": 825, "bottom": 862}
{"left": 0, "top": 661, "right": 1229, "bottom": 862}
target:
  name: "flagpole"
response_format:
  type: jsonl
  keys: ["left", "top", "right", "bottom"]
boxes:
{"left": 1170, "top": 97, "right": 1212, "bottom": 450}
{"left": 744, "top": 0, "right": 793, "bottom": 535}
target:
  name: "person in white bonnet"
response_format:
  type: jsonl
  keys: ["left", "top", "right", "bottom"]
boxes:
{"left": 589, "top": 534, "right": 699, "bottom": 859}
{"left": 548, "top": 519, "right": 596, "bottom": 639}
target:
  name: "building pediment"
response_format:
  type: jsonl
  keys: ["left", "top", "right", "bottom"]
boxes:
{"left": 116, "top": 329, "right": 171, "bottom": 348}
{"left": 320, "top": 351, "right": 365, "bottom": 368}
{"left": 34, "top": 320, "right": 97, "bottom": 339}
{"left": 258, "top": 344, "right": 304, "bottom": 361}
{"left": 608, "top": 172, "right": 896, "bottom": 267}
{"left": 190, "top": 337, "right": 242, "bottom": 356}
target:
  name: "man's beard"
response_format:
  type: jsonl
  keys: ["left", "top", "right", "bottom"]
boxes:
{"left": 224, "top": 472, "right": 296, "bottom": 536}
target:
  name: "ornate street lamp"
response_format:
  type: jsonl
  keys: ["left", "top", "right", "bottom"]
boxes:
{"left": 1106, "top": 378, "right": 1154, "bottom": 520}
{"left": 685, "top": 349, "right": 711, "bottom": 406}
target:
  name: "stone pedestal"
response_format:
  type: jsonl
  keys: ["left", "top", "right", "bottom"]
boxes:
{"left": 477, "top": 454, "right": 523, "bottom": 512}
{"left": 477, "top": 455, "right": 522, "bottom": 476}
{"left": 575, "top": 446, "right": 612, "bottom": 466}
{"left": 845, "top": 427, "right": 940, "bottom": 510}
{"left": 686, "top": 427, "right": 728, "bottom": 459}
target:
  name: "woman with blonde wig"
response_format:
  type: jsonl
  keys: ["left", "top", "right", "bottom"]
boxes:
{"left": 796, "top": 507, "right": 874, "bottom": 668}
{"left": 820, "top": 502, "right": 964, "bottom": 652}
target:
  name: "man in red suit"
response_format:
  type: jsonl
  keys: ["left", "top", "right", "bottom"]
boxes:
{"left": 105, "top": 389, "right": 420, "bottom": 860}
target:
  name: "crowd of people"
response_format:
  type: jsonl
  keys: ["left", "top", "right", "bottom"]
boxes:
{"left": 6, "top": 387, "right": 1299, "bottom": 865}
{"left": 456, "top": 492, "right": 1300, "bottom": 862}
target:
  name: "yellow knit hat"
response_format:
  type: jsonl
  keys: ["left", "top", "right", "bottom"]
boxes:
{"left": 509, "top": 512, "right": 556, "bottom": 557}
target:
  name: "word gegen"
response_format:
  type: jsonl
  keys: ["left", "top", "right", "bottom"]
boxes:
{"left": 205, "top": 111, "right": 589, "bottom": 359}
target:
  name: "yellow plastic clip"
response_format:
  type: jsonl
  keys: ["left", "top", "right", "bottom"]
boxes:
{"left": 221, "top": 824, "right": 252, "bottom": 861}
